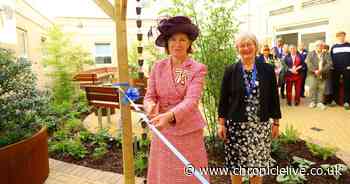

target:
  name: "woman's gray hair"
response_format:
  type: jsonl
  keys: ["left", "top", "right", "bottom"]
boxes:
{"left": 235, "top": 32, "right": 259, "bottom": 51}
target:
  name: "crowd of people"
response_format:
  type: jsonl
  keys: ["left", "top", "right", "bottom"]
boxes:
{"left": 256, "top": 32, "right": 350, "bottom": 110}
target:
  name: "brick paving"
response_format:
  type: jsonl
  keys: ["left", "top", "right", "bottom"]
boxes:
{"left": 45, "top": 159, "right": 145, "bottom": 184}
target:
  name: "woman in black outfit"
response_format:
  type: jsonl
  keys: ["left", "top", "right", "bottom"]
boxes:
{"left": 217, "top": 32, "right": 282, "bottom": 184}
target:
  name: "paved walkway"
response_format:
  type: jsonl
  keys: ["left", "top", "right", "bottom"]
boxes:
{"left": 45, "top": 159, "right": 144, "bottom": 184}
{"left": 279, "top": 97, "right": 350, "bottom": 165}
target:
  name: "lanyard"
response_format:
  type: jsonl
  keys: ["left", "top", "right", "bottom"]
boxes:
{"left": 241, "top": 63, "right": 257, "bottom": 97}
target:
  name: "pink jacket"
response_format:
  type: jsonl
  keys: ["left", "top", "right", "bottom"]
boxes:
{"left": 144, "top": 58, "right": 207, "bottom": 136}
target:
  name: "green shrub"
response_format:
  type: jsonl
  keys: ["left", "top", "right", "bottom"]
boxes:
{"left": 306, "top": 142, "right": 337, "bottom": 160}
{"left": 276, "top": 171, "right": 307, "bottom": 184}
{"left": 134, "top": 152, "right": 148, "bottom": 176}
{"left": 320, "top": 164, "right": 348, "bottom": 180}
{"left": 0, "top": 49, "right": 53, "bottom": 147}
{"left": 79, "top": 130, "right": 94, "bottom": 143}
{"left": 64, "top": 118, "right": 84, "bottom": 133}
{"left": 279, "top": 125, "right": 299, "bottom": 144}
{"left": 92, "top": 129, "right": 110, "bottom": 146}
{"left": 49, "top": 139, "right": 87, "bottom": 159}
{"left": 92, "top": 143, "right": 108, "bottom": 160}
{"left": 292, "top": 156, "right": 315, "bottom": 170}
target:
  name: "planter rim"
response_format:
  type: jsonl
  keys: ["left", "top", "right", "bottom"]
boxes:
{"left": 0, "top": 126, "right": 47, "bottom": 151}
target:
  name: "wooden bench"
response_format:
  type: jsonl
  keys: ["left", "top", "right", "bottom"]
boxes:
{"left": 84, "top": 85, "right": 145, "bottom": 129}
{"left": 73, "top": 67, "right": 117, "bottom": 87}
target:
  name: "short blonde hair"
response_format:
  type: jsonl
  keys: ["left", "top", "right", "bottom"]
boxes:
{"left": 235, "top": 32, "right": 259, "bottom": 53}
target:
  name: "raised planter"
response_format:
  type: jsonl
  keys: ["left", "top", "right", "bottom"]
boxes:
{"left": 0, "top": 127, "right": 49, "bottom": 184}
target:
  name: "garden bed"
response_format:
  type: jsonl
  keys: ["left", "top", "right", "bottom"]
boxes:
{"left": 50, "top": 135, "right": 350, "bottom": 184}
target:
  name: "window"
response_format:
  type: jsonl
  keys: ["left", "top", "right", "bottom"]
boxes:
{"left": 16, "top": 28, "right": 27, "bottom": 58}
{"left": 95, "top": 43, "right": 112, "bottom": 64}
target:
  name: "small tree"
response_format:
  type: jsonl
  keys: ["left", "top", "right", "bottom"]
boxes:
{"left": 0, "top": 49, "right": 52, "bottom": 147}
{"left": 42, "top": 25, "right": 93, "bottom": 107}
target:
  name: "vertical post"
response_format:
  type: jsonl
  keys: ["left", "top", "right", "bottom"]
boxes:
{"left": 107, "top": 108, "right": 112, "bottom": 125}
{"left": 98, "top": 108, "right": 103, "bottom": 129}
{"left": 115, "top": 1, "right": 135, "bottom": 184}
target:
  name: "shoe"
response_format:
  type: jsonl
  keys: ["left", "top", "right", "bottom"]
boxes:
{"left": 309, "top": 102, "right": 316, "bottom": 108}
{"left": 295, "top": 102, "right": 300, "bottom": 106}
{"left": 344, "top": 103, "right": 350, "bottom": 110}
{"left": 287, "top": 102, "right": 292, "bottom": 106}
{"left": 317, "top": 103, "right": 326, "bottom": 110}
{"left": 301, "top": 95, "right": 306, "bottom": 98}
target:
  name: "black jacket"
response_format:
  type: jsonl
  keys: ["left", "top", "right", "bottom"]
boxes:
{"left": 218, "top": 62, "right": 281, "bottom": 122}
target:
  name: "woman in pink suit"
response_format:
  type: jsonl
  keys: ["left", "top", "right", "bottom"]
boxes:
{"left": 144, "top": 16, "right": 209, "bottom": 184}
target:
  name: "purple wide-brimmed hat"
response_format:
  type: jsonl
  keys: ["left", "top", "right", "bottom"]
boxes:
{"left": 155, "top": 16, "right": 199, "bottom": 47}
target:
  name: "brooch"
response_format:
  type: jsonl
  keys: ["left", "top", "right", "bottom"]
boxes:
{"left": 174, "top": 68, "right": 188, "bottom": 86}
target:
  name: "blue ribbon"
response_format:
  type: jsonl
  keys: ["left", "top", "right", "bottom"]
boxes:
{"left": 112, "top": 83, "right": 140, "bottom": 105}
{"left": 122, "top": 87, "right": 140, "bottom": 104}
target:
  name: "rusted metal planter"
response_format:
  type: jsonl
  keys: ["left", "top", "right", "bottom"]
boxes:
{"left": 0, "top": 127, "right": 49, "bottom": 184}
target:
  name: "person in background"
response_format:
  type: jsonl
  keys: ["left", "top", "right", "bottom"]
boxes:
{"left": 284, "top": 45, "right": 303, "bottom": 106}
{"left": 144, "top": 16, "right": 209, "bottom": 184}
{"left": 323, "top": 44, "right": 334, "bottom": 104}
{"left": 272, "top": 38, "right": 284, "bottom": 59}
{"left": 218, "top": 32, "right": 281, "bottom": 184}
{"left": 330, "top": 31, "right": 350, "bottom": 110}
{"left": 271, "top": 48, "right": 284, "bottom": 83}
{"left": 257, "top": 45, "right": 273, "bottom": 64}
{"left": 306, "top": 40, "right": 332, "bottom": 110}
{"left": 298, "top": 42, "right": 308, "bottom": 97}
{"left": 279, "top": 44, "right": 289, "bottom": 99}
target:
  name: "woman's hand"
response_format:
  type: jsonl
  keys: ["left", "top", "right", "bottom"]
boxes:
{"left": 150, "top": 111, "right": 175, "bottom": 130}
{"left": 217, "top": 118, "right": 227, "bottom": 142}
{"left": 144, "top": 101, "right": 157, "bottom": 119}
{"left": 272, "top": 119, "right": 279, "bottom": 139}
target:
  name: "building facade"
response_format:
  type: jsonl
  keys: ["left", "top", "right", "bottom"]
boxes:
{"left": 1, "top": 0, "right": 53, "bottom": 88}
{"left": 54, "top": 16, "right": 158, "bottom": 70}
{"left": 237, "top": 0, "right": 350, "bottom": 49}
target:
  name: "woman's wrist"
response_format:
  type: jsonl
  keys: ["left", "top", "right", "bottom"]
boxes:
{"left": 272, "top": 119, "right": 280, "bottom": 126}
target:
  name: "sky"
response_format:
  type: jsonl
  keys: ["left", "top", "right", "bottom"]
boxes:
{"left": 25, "top": 0, "right": 171, "bottom": 19}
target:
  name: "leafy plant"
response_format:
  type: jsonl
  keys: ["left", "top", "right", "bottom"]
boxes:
{"left": 276, "top": 171, "right": 307, "bottom": 184}
{"left": 92, "top": 143, "right": 108, "bottom": 160}
{"left": 0, "top": 49, "right": 53, "bottom": 147}
{"left": 271, "top": 138, "right": 288, "bottom": 160}
{"left": 279, "top": 125, "right": 299, "bottom": 144}
{"left": 320, "top": 164, "right": 348, "bottom": 180}
{"left": 292, "top": 156, "right": 315, "bottom": 170}
{"left": 52, "top": 129, "right": 70, "bottom": 141}
{"left": 42, "top": 25, "right": 93, "bottom": 107}
{"left": 78, "top": 130, "right": 94, "bottom": 143}
{"left": 306, "top": 142, "right": 337, "bottom": 160}
{"left": 49, "top": 139, "right": 87, "bottom": 159}
{"left": 92, "top": 128, "right": 110, "bottom": 146}
{"left": 64, "top": 118, "right": 84, "bottom": 133}
{"left": 134, "top": 152, "right": 148, "bottom": 176}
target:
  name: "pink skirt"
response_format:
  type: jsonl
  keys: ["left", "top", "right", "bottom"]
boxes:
{"left": 147, "top": 129, "right": 209, "bottom": 184}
